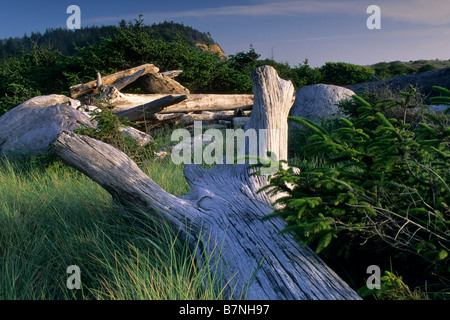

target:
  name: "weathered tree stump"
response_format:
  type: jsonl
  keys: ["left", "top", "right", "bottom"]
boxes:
{"left": 53, "top": 66, "right": 361, "bottom": 300}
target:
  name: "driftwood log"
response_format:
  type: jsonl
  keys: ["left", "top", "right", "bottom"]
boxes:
{"left": 69, "top": 64, "right": 160, "bottom": 99}
{"left": 112, "top": 94, "right": 254, "bottom": 114}
{"left": 53, "top": 66, "right": 360, "bottom": 300}
{"left": 133, "top": 112, "right": 235, "bottom": 130}
{"left": 158, "top": 94, "right": 253, "bottom": 113}
{"left": 115, "top": 95, "right": 188, "bottom": 122}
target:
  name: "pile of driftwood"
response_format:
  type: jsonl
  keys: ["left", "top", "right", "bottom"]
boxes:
{"left": 69, "top": 63, "right": 254, "bottom": 130}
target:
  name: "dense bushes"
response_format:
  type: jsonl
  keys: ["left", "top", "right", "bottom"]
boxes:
{"left": 319, "top": 62, "right": 375, "bottom": 86}
{"left": 68, "top": 21, "right": 228, "bottom": 93}
{"left": 372, "top": 61, "right": 417, "bottom": 80}
{"left": 0, "top": 45, "right": 69, "bottom": 114}
{"left": 265, "top": 86, "right": 449, "bottom": 298}
{"left": 371, "top": 60, "right": 450, "bottom": 80}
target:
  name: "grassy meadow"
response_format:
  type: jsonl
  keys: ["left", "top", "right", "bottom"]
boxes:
{"left": 0, "top": 148, "right": 235, "bottom": 300}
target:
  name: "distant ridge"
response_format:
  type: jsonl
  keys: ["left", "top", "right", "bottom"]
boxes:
{"left": 346, "top": 67, "right": 450, "bottom": 102}
{"left": 367, "top": 59, "right": 450, "bottom": 79}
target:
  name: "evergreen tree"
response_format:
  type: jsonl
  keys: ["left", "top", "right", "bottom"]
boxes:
{"left": 263, "top": 86, "right": 449, "bottom": 288}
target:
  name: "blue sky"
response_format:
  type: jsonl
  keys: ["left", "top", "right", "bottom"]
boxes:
{"left": 1, "top": 0, "right": 449, "bottom": 67}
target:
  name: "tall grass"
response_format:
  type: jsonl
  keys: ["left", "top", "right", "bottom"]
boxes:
{"left": 0, "top": 156, "right": 226, "bottom": 300}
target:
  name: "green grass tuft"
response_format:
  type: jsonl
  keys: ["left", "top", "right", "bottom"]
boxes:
{"left": 0, "top": 156, "right": 226, "bottom": 300}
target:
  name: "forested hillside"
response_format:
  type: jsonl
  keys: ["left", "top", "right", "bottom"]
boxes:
{"left": 0, "top": 20, "right": 216, "bottom": 60}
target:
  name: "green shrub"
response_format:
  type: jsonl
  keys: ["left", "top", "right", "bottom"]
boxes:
{"left": 431, "top": 86, "right": 450, "bottom": 107}
{"left": 337, "top": 84, "right": 428, "bottom": 129}
{"left": 418, "top": 64, "right": 437, "bottom": 73}
{"left": 291, "top": 59, "right": 323, "bottom": 89}
{"left": 0, "top": 45, "right": 67, "bottom": 115}
{"left": 263, "top": 86, "right": 449, "bottom": 294}
{"left": 372, "top": 61, "right": 418, "bottom": 79}
{"left": 67, "top": 17, "right": 232, "bottom": 93}
{"left": 360, "top": 269, "right": 428, "bottom": 300}
{"left": 319, "top": 62, "right": 375, "bottom": 86}
{"left": 74, "top": 100, "right": 156, "bottom": 166}
{"left": 1, "top": 17, "right": 395, "bottom": 115}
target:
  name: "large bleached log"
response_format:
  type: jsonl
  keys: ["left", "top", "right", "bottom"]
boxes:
{"left": 69, "top": 64, "right": 159, "bottom": 99}
{"left": 53, "top": 66, "right": 360, "bottom": 300}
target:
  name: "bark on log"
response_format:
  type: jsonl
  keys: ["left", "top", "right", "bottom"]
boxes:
{"left": 69, "top": 64, "right": 159, "bottom": 99}
{"left": 114, "top": 95, "right": 188, "bottom": 122}
{"left": 53, "top": 65, "right": 361, "bottom": 300}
